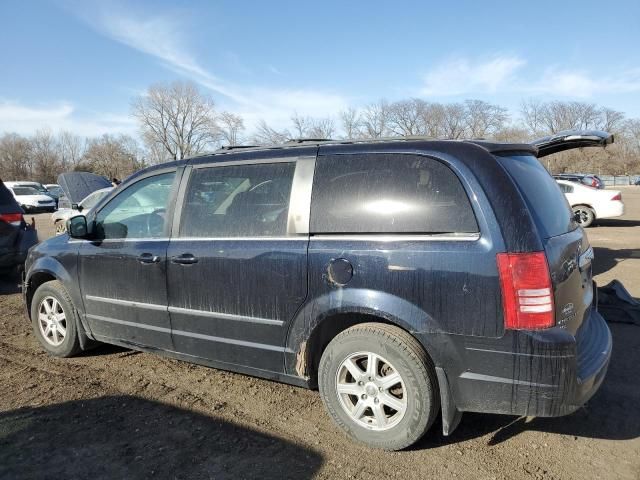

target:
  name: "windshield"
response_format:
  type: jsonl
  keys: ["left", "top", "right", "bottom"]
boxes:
{"left": 12, "top": 187, "right": 40, "bottom": 196}
{"left": 81, "top": 190, "right": 110, "bottom": 210}
{"left": 497, "top": 153, "right": 576, "bottom": 238}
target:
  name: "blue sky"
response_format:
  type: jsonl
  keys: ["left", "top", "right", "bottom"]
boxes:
{"left": 1, "top": 0, "right": 640, "bottom": 137}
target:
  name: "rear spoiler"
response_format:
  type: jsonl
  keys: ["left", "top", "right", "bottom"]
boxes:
{"left": 531, "top": 130, "right": 614, "bottom": 158}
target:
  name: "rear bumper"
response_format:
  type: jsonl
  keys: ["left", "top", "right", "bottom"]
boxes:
{"left": 596, "top": 200, "right": 624, "bottom": 219}
{"left": 437, "top": 308, "right": 611, "bottom": 417}
{"left": 23, "top": 205, "right": 55, "bottom": 213}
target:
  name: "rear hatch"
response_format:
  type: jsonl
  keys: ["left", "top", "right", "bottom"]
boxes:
{"left": 497, "top": 153, "right": 595, "bottom": 335}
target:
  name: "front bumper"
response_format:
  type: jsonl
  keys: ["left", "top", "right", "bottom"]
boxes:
{"left": 443, "top": 308, "right": 611, "bottom": 417}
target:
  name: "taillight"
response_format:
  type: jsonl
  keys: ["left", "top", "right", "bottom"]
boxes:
{"left": 496, "top": 252, "right": 554, "bottom": 330}
{"left": 611, "top": 193, "right": 622, "bottom": 201}
{"left": 591, "top": 178, "right": 598, "bottom": 187}
{"left": 0, "top": 212, "right": 23, "bottom": 226}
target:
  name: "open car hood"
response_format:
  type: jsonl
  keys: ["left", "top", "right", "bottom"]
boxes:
{"left": 531, "top": 130, "right": 614, "bottom": 157}
{"left": 57, "top": 172, "right": 112, "bottom": 204}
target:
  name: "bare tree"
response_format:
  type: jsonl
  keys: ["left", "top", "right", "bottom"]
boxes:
{"left": 217, "top": 112, "right": 245, "bottom": 146}
{"left": 360, "top": 100, "right": 391, "bottom": 138}
{"left": 30, "top": 129, "right": 61, "bottom": 183}
{"left": 520, "top": 99, "right": 545, "bottom": 135}
{"left": 388, "top": 99, "right": 426, "bottom": 136}
{"left": 57, "top": 131, "right": 85, "bottom": 171}
{"left": 132, "top": 81, "right": 219, "bottom": 160}
{"left": 82, "top": 134, "right": 144, "bottom": 179}
{"left": 340, "top": 108, "right": 361, "bottom": 139}
{"left": 0, "top": 133, "right": 32, "bottom": 180}
{"left": 464, "top": 100, "right": 509, "bottom": 138}
{"left": 440, "top": 103, "right": 467, "bottom": 139}
{"left": 598, "top": 108, "right": 625, "bottom": 132}
{"left": 252, "top": 120, "right": 290, "bottom": 145}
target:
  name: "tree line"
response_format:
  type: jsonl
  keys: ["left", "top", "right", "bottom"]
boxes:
{"left": 2, "top": 80, "right": 640, "bottom": 183}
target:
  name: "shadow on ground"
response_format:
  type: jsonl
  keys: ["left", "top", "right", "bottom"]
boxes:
{"left": 592, "top": 247, "right": 640, "bottom": 276}
{"left": 0, "top": 270, "right": 21, "bottom": 295}
{"left": 414, "top": 322, "right": 640, "bottom": 449}
{"left": 0, "top": 395, "right": 323, "bottom": 480}
{"left": 595, "top": 218, "right": 640, "bottom": 227}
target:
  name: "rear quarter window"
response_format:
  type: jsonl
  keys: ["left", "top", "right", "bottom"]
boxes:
{"left": 310, "top": 153, "right": 478, "bottom": 234}
{"left": 497, "top": 154, "right": 575, "bottom": 238}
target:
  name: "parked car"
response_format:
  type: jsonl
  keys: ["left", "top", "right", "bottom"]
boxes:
{"left": 52, "top": 188, "right": 113, "bottom": 234}
{"left": 8, "top": 185, "right": 56, "bottom": 213}
{"left": 23, "top": 129, "right": 612, "bottom": 450}
{"left": 556, "top": 179, "right": 624, "bottom": 227}
{"left": 5, "top": 181, "right": 51, "bottom": 194}
{"left": 0, "top": 179, "right": 38, "bottom": 274}
{"left": 553, "top": 173, "right": 605, "bottom": 189}
{"left": 44, "top": 184, "right": 64, "bottom": 209}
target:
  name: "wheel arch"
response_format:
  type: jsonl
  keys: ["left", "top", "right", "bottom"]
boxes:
{"left": 284, "top": 289, "right": 445, "bottom": 388}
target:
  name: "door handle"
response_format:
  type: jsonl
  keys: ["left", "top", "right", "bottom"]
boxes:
{"left": 171, "top": 253, "right": 198, "bottom": 265}
{"left": 137, "top": 253, "right": 161, "bottom": 264}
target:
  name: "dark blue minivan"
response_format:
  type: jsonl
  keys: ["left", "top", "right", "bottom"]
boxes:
{"left": 23, "top": 131, "right": 612, "bottom": 450}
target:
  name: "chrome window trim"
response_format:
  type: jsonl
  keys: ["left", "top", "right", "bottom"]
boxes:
{"left": 310, "top": 233, "right": 480, "bottom": 242}
{"left": 190, "top": 157, "right": 298, "bottom": 169}
{"left": 85, "top": 314, "right": 290, "bottom": 352}
{"left": 172, "top": 236, "right": 308, "bottom": 242}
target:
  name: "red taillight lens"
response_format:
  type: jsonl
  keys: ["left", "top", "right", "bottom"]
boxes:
{"left": 496, "top": 252, "right": 554, "bottom": 330}
{"left": 0, "top": 213, "right": 23, "bottom": 226}
{"left": 611, "top": 193, "right": 622, "bottom": 201}
{"left": 591, "top": 179, "right": 598, "bottom": 187}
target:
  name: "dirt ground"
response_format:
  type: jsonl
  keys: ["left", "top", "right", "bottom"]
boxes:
{"left": 1, "top": 189, "right": 639, "bottom": 480}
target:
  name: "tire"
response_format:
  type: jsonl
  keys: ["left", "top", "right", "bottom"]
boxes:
{"left": 318, "top": 323, "right": 439, "bottom": 450}
{"left": 30, "top": 280, "right": 82, "bottom": 357}
{"left": 573, "top": 205, "right": 595, "bottom": 228}
{"left": 54, "top": 220, "right": 67, "bottom": 235}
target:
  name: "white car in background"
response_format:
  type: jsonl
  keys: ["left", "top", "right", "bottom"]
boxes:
{"left": 556, "top": 179, "right": 624, "bottom": 227}
{"left": 8, "top": 185, "right": 56, "bottom": 213}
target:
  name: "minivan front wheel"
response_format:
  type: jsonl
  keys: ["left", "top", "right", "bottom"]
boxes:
{"left": 31, "top": 280, "right": 81, "bottom": 357}
{"left": 318, "top": 323, "right": 439, "bottom": 450}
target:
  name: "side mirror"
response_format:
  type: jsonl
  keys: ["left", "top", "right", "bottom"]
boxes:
{"left": 67, "top": 215, "right": 88, "bottom": 238}
{"left": 71, "top": 203, "right": 83, "bottom": 211}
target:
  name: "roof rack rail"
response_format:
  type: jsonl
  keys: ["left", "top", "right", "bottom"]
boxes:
{"left": 215, "top": 144, "right": 262, "bottom": 152}
{"left": 285, "top": 138, "right": 335, "bottom": 144}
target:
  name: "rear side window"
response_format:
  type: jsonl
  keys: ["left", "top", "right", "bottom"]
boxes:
{"left": 497, "top": 154, "right": 574, "bottom": 238}
{"left": 179, "top": 162, "right": 295, "bottom": 238}
{"left": 310, "top": 154, "right": 478, "bottom": 234}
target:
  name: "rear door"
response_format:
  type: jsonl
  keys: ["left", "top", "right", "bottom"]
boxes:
{"left": 166, "top": 156, "right": 313, "bottom": 372}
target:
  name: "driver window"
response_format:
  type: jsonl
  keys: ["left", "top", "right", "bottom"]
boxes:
{"left": 179, "top": 162, "right": 295, "bottom": 237}
{"left": 95, "top": 172, "right": 176, "bottom": 239}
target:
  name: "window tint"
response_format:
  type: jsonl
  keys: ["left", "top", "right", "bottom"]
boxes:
{"left": 95, "top": 172, "right": 175, "bottom": 239}
{"left": 180, "top": 162, "right": 295, "bottom": 238}
{"left": 497, "top": 154, "right": 574, "bottom": 238}
{"left": 558, "top": 183, "right": 574, "bottom": 194}
{"left": 310, "top": 154, "right": 478, "bottom": 234}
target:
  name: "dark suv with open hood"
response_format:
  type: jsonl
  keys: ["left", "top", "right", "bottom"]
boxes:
{"left": 23, "top": 130, "right": 612, "bottom": 450}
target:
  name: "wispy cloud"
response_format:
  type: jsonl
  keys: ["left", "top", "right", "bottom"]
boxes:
{"left": 71, "top": 4, "right": 347, "bottom": 129}
{"left": 421, "top": 55, "right": 526, "bottom": 96}
{"left": 0, "top": 100, "right": 135, "bottom": 137}
{"left": 420, "top": 54, "right": 640, "bottom": 99}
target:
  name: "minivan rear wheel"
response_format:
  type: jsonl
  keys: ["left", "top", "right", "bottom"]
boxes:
{"left": 318, "top": 323, "right": 439, "bottom": 450}
{"left": 573, "top": 205, "right": 595, "bottom": 227}
{"left": 30, "top": 280, "right": 81, "bottom": 357}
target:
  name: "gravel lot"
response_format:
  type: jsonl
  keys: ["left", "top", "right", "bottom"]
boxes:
{"left": 1, "top": 188, "right": 639, "bottom": 480}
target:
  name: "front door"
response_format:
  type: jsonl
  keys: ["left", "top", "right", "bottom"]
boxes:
{"left": 166, "top": 159, "right": 310, "bottom": 372}
{"left": 79, "top": 171, "right": 178, "bottom": 350}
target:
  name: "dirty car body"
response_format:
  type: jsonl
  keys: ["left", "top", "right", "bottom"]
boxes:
{"left": 23, "top": 131, "right": 612, "bottom": 449}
